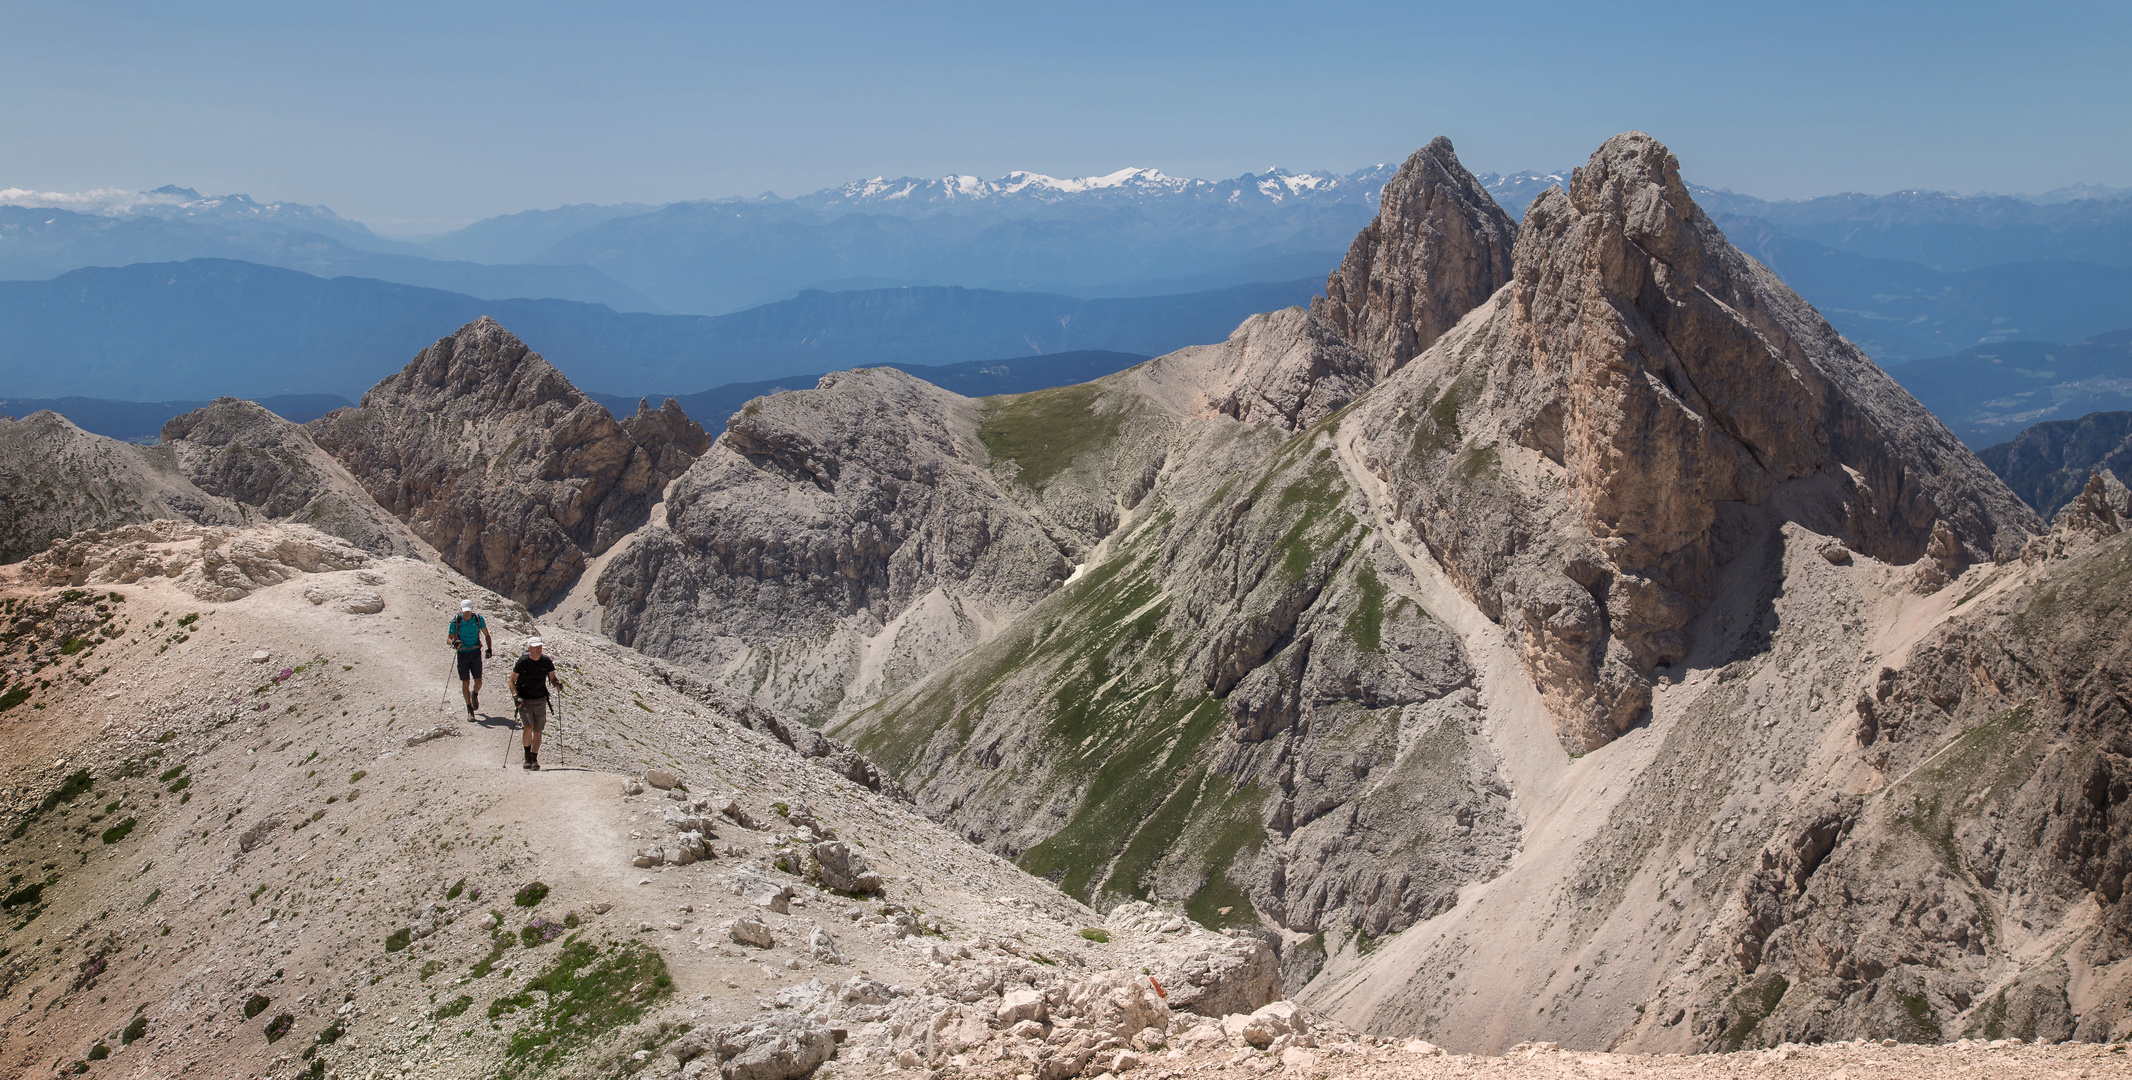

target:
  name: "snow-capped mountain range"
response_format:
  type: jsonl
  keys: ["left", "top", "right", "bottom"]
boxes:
{"left": 790, "top": 163, "right": 1407, "bottom": 212}
{"left": 0, "top": 183, "right": 393, "bottom": 248}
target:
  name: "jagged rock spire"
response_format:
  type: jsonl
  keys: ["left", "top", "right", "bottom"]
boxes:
{"left": 1311, "top": 135, "right": 1517, "bottom": 375}
{"left": 1351, "top": 131, "right": 2039, "bottom": 751}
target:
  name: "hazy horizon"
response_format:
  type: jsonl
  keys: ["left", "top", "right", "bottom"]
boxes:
{"left": 5, "top": 1, "right": 2126, "bottom": 234}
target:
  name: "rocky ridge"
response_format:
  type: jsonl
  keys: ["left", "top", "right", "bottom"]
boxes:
{"left": 0, "top": 399, "right": 426, "bottom": 566}
{"left": 0, "top": 522, "right": 1306, "bottom": 1080}
{"left": 1979, "top": 410, "right": 2132, "bottom": 519}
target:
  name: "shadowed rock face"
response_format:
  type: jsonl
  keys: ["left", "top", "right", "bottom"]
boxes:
{"left": 1312, "top": 135, "right": 1518, "bottom": 377}
{"left": 307, "top": 317, "right": 705, "bottom": 607}
{"left": 1350, "top": 132, "right": 2040, "bottom": 751}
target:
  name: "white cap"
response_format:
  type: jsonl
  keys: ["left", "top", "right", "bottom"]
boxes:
{"left": 524, "top": 637, "right": 544, "bottom": 648}
{"left": 460, "top": 599, "right": 474, "bottom": 611}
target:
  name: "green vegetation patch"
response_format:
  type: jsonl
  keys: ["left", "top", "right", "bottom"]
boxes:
{"left": 100, "top": 818, "right": 136, "bottom": 845}
{"left": 513, "top": 881, "right": 550, "bottom": 907}
{"left": 1345, "top": 564, "right": 1387, "bottom": 651}
{"left": 243, "top": 993, "right": 271, "bottom": 1019}
{"left": 487, "top": 937, "right": 673, "bottom": 1076}
{"left": 979, "top": 382, "right": 1132, "bottom": 489}
{"left": 1078, "top": 928, "right": 1109, "bottom": 943}
{"left": 1719, "top": 973, "right": 1789, "bottom": 1051}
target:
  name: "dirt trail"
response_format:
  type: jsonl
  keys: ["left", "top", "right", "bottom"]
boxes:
{"left": 0, "top": 531, "right": 1192, "bottom": 1079}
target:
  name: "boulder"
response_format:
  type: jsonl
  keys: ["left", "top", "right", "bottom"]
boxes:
{"left": 838, "top": 976, "right": 895, "bottom": 1005}
{"left": 1159, "top": 933, "right": 1280, "bottom": 1017}
{"left": 631, "top": 846, "right": 664, "bottom": 868}
{"left": 808, "top": 925, "right": 845, "bottom": 965}
{"left": 812, "top": 840, "right": 883, "bottom": 894}
{"left": 728, "top": 915, "right": 776, "bottom": 949}
{"left": 645, "top": 769, "right": 678, "bottom": 790}
{"left": 717, "top": 794, "right": 761, "bottom": 830}
{"left": 1222, "top": 1000, "right": 1305, "bottom": 1048}
{"left": 1063, "top": 970, "right": 1169, "bottom": 1037}
{"left": 729, "top": 867, "right": 793, "bottom": 914}
{"left": 671, "top": 832, "right": 710, "bottom": 865}
{"left": 998, "top": 987, "right": 1048, "bottom": 1026}
{"left": 712, "top": 1014, "right": 835, "bottom": 1080}
{"left": 926, "top": 1004, "right": 993, "bottom": 1060}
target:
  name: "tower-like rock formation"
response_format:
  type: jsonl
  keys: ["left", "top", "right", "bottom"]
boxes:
{"left": 1351, "top": 132, "right": 2039, "bottom": 750}
{"left": 1312, "top": 135, "right": 1518, "bottom": 376}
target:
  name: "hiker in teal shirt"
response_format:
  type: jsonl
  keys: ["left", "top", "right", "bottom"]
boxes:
{"left": 446, "top": 599, "right": 492, "bottom": 717}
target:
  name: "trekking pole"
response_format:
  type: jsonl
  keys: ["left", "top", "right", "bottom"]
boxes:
{"left": 441, "top": 653, "right": 456, "bottom": 717}
{"left": 505, "top": 699, "right": 519, "bottom": 770}
{"left": 547, "top": 694, "right": 561, "bottom": 770}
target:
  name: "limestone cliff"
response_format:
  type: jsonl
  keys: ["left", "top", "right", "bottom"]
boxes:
{"left": 1347, "top": 132, "right": 2039, "bottom": 751}
{"left": 1312, "top": 135, "right": 1517, "bottom": 377}
{"left": 307, "top": 317, "right": 705, "bottom": 607}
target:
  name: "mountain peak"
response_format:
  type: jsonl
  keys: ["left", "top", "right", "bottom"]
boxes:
{"left": 1310, "top": 135, "right": 1518, "bottom": 377}
{"left": 1352, "top": 130, "right": 2039, "bottom": 750}
{"left": 310, "top": 318, "right": 704, "bottom": 606}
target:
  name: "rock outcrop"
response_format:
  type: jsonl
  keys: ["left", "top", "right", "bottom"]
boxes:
{"left": 307, "top": 317, "right": 705, "bottom": 607}
{"left": 1349, "top": 132, "right": 2039, "bottom": 750}
{"left": 1171, "top": 307, "right": 1378, "bottom": 433}
{"left": 597, "top": 368, "right": 1083, "bottom": 719}
{"left": 160, "top": 397, "right": 420, "bottom": 556}
{"left": 0, "top": 404, "right": 422, "bottom": 565}
{"left": 0, "top": 410, "right": 240, "bottom": 563}
{"left": 1311, "top": 135, "right": 1518, "bottom": 376}
{"left": 21, "top": 520, "right": 374, "bottom": 601}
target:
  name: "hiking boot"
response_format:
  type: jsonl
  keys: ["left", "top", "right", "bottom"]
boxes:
{"left": 527, "top": 753, "right": 540, "bottom": 771}
{"left": 472, "top": 691, "right": 480, "bottom": 710}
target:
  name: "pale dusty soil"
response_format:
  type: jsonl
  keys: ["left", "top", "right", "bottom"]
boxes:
{"left": 945, "top": 1039, "right": 2132, "bottom": 1079}
{"left": 0, "top": 538, "right": 1182, "bottom": 1080}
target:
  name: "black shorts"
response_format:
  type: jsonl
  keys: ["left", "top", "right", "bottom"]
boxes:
{"left": 456, "top": 650, "right": 482, "bottom": 680}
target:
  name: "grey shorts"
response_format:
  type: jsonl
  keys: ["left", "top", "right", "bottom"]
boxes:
{"left": 518, "top": 697, "right": 548, "bottom": 731}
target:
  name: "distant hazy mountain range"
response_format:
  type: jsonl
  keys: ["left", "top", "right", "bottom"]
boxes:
{"left": 0, "top": 186, "right": 659, "bottom": 311}
{"left": 0, "top": 258, "right": 1316, "bottom": 401}
{"left": 6, "top": 165, "right": 2132, "bottom": 373}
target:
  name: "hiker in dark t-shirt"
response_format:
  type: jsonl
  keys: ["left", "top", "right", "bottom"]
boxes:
{"left": 509, "top": 637, "right": 562, "bottom": 771}
{"left": 446, "top": 599, "right": 492, "bottom": 717}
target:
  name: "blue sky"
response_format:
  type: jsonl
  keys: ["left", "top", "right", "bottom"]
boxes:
{"left": 3, "top": 0, "right": 2126, "bottom": 233}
